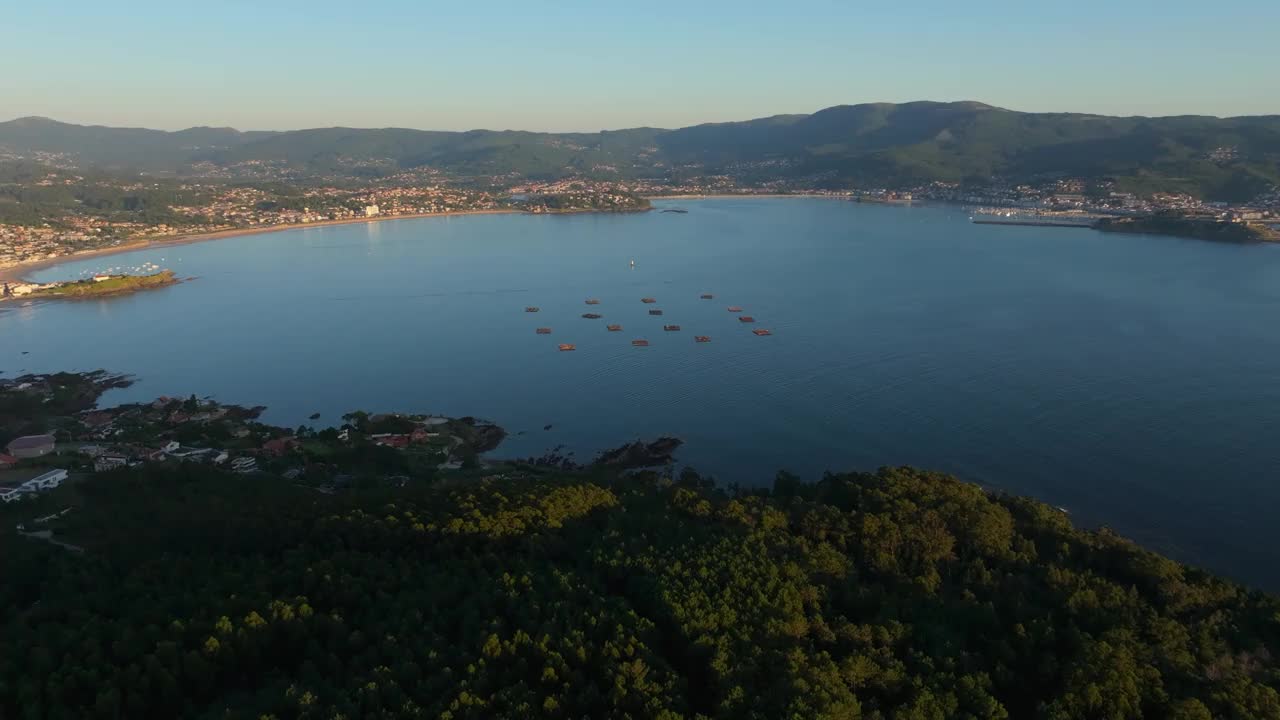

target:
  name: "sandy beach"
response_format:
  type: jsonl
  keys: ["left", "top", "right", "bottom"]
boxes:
{"left": 0, "top": 197, "right": 841, "bottom": 283}
{"left": 0, "top": 209, "right": 518, "bottom": 283}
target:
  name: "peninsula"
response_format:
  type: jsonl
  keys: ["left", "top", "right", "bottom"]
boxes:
{"left": 2, "top": 269, "right": 180, "bottom": 302}
{"left": 4, "top": 370, "right": 1280, "bottom": 719}
{"left": 1094, "top": 214, "right": 1279, "bottom": 244}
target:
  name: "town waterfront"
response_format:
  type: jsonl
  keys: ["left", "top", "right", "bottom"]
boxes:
{"left": 4, "top": 198, "right": 1280, "bottom": 587}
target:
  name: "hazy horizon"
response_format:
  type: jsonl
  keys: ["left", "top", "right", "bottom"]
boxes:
{"left": 5, "top": 0, "right": 1277, "bottom": 132}
{"left": 6, "top": 98, "right": 1280, "bottom": 135}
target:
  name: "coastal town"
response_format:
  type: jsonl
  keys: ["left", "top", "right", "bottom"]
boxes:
{"left": 0, "top": 369, "right": 683, "bottom": 561}
{"left": 4, "top": 140, "right": 1280, "bottom": 274}
{"left": 0, "top": 371, "right": 512, "bottom": 508}
{"left": 0, "top": 172, "right": 651, "bottom": 273}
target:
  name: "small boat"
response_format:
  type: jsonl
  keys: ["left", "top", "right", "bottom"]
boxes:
{"left": 752, "top": 329, "right": 772, "bottom": 336}
{"left": 695, "top": 335, "right": 711, "bottom": 343}
{"left": 664, "top": 325, "right": 681, "bottom": 331}
{"left": 641, "top": 297, "right": 657, "bottom": 304}
{"left": 525, "top": 307, "right": 540, "bottom": 313}
{"left": 632, "top": 339, "right": 649, "bottom": 347}
{"left": 739, "top": 316, "right": 755, "bottom": 323}
{"left": 585, "top": 299, "right": 600, "bottom": 305}
{"left": 606, "top": 324, "right": 622, "bottom": 332}
{"left": 536, "top": 328, "right": 552, "bottom": 334}
{"left": 582, "top": 313, "right": 603, "bottom": 319}
{"left": 648, "top": 309, "right": 663, "bottom": 316}
{"left": 727, "top": 306, "right": 743, "bottom": 312}
{"left": 558, "top": 344, "right": 576, "bottom": 351}
{"left": 700, "top": 294, "right": 713, "bottom": 300}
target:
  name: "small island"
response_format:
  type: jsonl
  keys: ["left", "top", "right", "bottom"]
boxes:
{"left": 2, "top": 270, "right": 180, "bottom": 302}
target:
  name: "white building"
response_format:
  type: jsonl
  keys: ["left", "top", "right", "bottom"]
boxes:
{"left": 168, "top": 447, "right": 212, "bottom": 461}
{"left": 0, "top": 469, "right": 68, "bottom": 503}
{"left": 93, "top": 455, "right": 128, "bottom": 473}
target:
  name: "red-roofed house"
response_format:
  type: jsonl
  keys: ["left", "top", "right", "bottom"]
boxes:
{"left": 262, "top": 437, "right": 299, "bottom": 456}
{"left": 376, "top": 435, "right": 410, "bottom": 449}
{"left": 0, "top": 454, "right": 17, "bottom": 469}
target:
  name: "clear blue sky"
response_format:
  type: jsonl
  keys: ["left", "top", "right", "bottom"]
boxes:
{"left": 4, "top": 0, "right": 1277, "bottom": 131}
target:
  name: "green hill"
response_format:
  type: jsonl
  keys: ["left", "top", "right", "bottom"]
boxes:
{"left": 3, "top": 463, "right": 1280, "bottom": 719}
{"left": 3, "top": 102, "right": 1279, "bottom": 198}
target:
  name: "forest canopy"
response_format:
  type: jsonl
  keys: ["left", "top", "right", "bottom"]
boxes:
{"left": 3, "top": 464, "right": 1280, "bottom": 719}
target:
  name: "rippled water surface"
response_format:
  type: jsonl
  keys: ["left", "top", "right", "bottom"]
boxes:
{"left": 4, "top": 199, "right": 1280, "bottom": 586}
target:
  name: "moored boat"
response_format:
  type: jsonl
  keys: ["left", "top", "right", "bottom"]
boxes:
{"left": 664, "top": 325, "right": 681, "bottom": 331}
{"left": 695, "top": 335, "right": 711, "bottom": 342}
{"left": 641, "top": 297, "right": 657, "bottom": 304}
{"left": 752, "top": 329, "right": 772, "bottom": 336}
{"left": 727, "top": 306, "right": 742, "bottom": 312}
{"left": 536, "top": 328, "right": 552, "bottom": 334}
{"left": 582, "top": 313, "right": 603, "bottom": 319}
{"left": 700, "top": 293, "right": 714, "bottom": 299}
{"left": 525, "top": 306, "right": 540, "bottom": 313}
{"left": 585, "top": 299, "right": 600, "bottom": 305}
{"left": 739, "top": 316, "right": 755, "bottom": 323}
{"left": 606, "top": 324, "right": 622, "bottom": 332}
{"left": 649, "top": 309, "right": 663, "bottom": 316}
{"left": 558, "top": 344, "right": 576, "bottom": 351}
{"left": 632, "top": 339, "right": 650, "bottom": 347}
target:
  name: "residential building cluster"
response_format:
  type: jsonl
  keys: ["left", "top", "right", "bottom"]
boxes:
{"left": 907, "top": 180, "right": 1279, "bottom": 221}
{"left": 0, "top": 371, "right": 506, "bottom": 506}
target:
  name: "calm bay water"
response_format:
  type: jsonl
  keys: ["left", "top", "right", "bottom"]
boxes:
{"left": 4, "top": 198, "right": 1280, "bottom": 587}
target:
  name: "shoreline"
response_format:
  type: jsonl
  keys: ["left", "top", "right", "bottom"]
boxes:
{"left": 3, "top": 197, "right": 849, "bottom": 282}
{"left": 0, "top": 209, "right": 519, "bottom": 283}
{"left": 646, "top": 193, "right": 851, "bottom": 200}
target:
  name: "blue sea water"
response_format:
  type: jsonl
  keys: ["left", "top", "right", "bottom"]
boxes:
{"left": 4, "top": 198, "right": 1280, "bottom": 587}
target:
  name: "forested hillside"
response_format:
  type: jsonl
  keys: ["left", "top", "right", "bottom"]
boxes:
{"left": 4, "top": 102, "right": 1278, "bottom": 198}
{"left": 4, "top": 464, "right": 1279, "bottom": 719}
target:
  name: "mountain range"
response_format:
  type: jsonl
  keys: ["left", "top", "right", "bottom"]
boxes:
{"left": 3, "top": 101, "right": 1279, "bottom": 200}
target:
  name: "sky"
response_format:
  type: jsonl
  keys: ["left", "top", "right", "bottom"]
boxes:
{"left": 4, "top": 0, "right": 1278, "bottom": 131}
